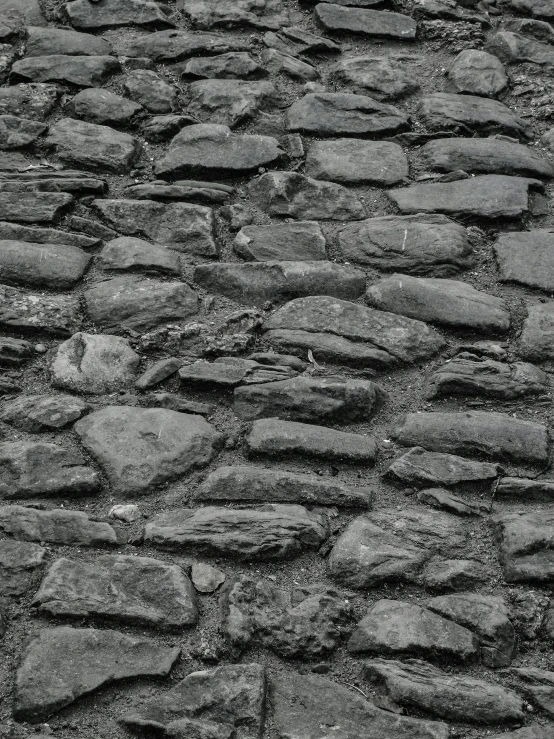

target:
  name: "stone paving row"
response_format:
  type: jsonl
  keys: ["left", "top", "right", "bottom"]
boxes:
{"left": 0, "top": 1, "right": 553, "bottom": 739}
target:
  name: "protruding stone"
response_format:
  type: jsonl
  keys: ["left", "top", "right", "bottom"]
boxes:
{"left": 0, "top": 239, "right": 90, "bottom": 289}
{"left": 25, "top": 26, "right": 113, "bottom": 57}
{"left": 385, "top": 447, "right": 501, "bottom": 488}
{"left": 331, "top": 54, "right": 419, "bottom": 100}
{"left": 306, "top": 139, "right": 408, "bottom": 185}
{"left": 66, "top": 0, "right": 174, "bottom": 30}
{"left": 120, "top": 30, "right": 252, "bottom": 63}
{"left": 182, "top": 0, "right": 289, "bottom": 30}
{"left": 234, "top": 222, "right": 326, "bottom": 261}
{"left": 69, "top": 88, "right": 142, "bottom": 126}
{"left": 191, "top": 562, "right": 225, "bottom": 593}
{"left": 447, "top": 49, "right": 508, "bottom": 97}
{"left": 0, "top": 285, "right": 81, "bottom": 335}
{"left": 186, "top": 79, "right": 279, "bottom": 128}
{"left": 11, "top": 55, "right": 121, "bottom": 87}
{"left": 0, "top": 505, "right": 117, "bottom": 546}
{"left": 492, "top": 510, "right": 554, "bottom": 582}
{"left": 0, "top": 394, "right": 88, "bottom": 432}
{"left": 315, "top": 4, "right": 417, "bottom": 39}
{"left": 495, "top": 229, "right": 554, "bottom": 292}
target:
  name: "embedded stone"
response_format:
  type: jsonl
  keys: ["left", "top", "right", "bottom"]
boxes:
{"left": 0, "top": 336, "right": 32, "bottom": 366}
{"left": 447, "top": 49, "right": 508, "bottom": 97}
{"left": 315, "top": 4, "right": 417, "bottom": 39}
{"left": 0, "top": 538, "right": 45, "bottom": 596}
{"left": 0, "top": 394, "right": 88, "bottom": 432}
{"left": 0, "top": 83, "right": 59, "bottom": 120}
{"left": 0, "top": 115, "right": 45, "bottom": 149}
{"left": 0, "top": 0, "right": 45, "bottom": 25}
{"left": 99, "top": 236, "right": 181, "bottom": 275}
{"left": 492, "top": 510, "right": 554, "bottom": 582}
{"left": 306, "top": 139, "right": 408, "bottom": 185}
{"left": 121, "top": 30, "right": 251, "bottom": 63}
{"left": 123, "top": 69, "right": 178, "bottom": 113}
{"left": 69, "top": 88, "right": 142, "bottom": 126}
{"left": 66, "top": 0, "right": 174, "bottom": 30}
{"left": 0, "top": 222, "right": 98, "bottom": 249}
{"left": 496, "top": 477, "right": 554, "bottom": 500}
{"left": 191, "top": 562, "right": 225, "bottom": 593}
{"left": 180, "top": 52, "right": 267, "bottom": 79}
{"left": 385, "top": 447, "right": 501, "bottom": 488}
{"left": 331, "top": 54, "right": 419, "bottom": 100}
{"left": 11, "top": 55, "right": 120, "bottom": 87}
{"left": 234, "top": 222, "right": 326, "bottom": 262}
{"left": 519, "top": 302, "right": 554, "bottom": 361}
{"left": 495, "top": 229, "right": 554, "bottom": 292}
{"left": 485, "top": 30, "right": 554, "bottom": 65}
{"left": 0, "top": 239, "right": 90, "bottom": 289}
{"left": 0, "top": 285, "right": 81, "bottom": 335}
{"left": 186, "top": 79, "right": 279, "bottom": 127}
{"left": 0, "top": 191, "right": 72, "bottom": 223}
{"left": 419, "top": 559, "right": 488, "bottom": 592}
{"left": 25, "top": 26, "right": 113, "bottom": 57}
{"left": 0, "top": 505, "right": 117, "bottom": 546}
{"left": 135, "top": 357, "right": 182, "bottom": 390}
{"left": 182, "top": 0, "right": 289, "bottom": 30}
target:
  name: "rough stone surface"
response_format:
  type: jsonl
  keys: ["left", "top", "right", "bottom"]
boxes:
{"left": 0, "top": 538, "right": 45, "bottom": 596}
{"left": 25, "top": 26, "right": 113, "bottom": 57}
{"left": 0, "top": 239, "right": 90, "bottom": 289}
{"left": 0, "top": 393, "right": 88, "bottom": 432}
{"left": 182, "top": 0, "right": 289, "bottom": 30}
{"left": 492, "top": 511, "right": 554, "bottom": 582}
{"left": 315, "top": 5, "right": 417, "bottom": 39}
{"left": 331, "top": 55, "right": 420, "bottom": 100}
{"left": 447, "top": 49, "right": 508, "bottom": 97}
{"left": 385, "top": 447, "right": 501, "bottom": 488}
{"left": 520, "top": 302, "right": 554, "bottom": 361}
{"left": 0, "top": 285, "right": 81, "bottom": 335}
{"left": 306, "top": 139, "right": 408, "bottom": 185}
{"left": 69, "top": 89, "right": 142, "bottom": 126}
{"left": 0, "top": 505, "right": 117, "bottom": 546}
{"left": 99, "top": 236, "right": 181, "bottom": 275}
{"left": 11, "top": 55, "right": 120, "bottom": 87}
{"left": 495, "top": 229, "right": 554, "bottom": 292}
{"left": 66, "top": 0, "right": 174, "bottom": 31}
{"left": 233, "top": 222, "right": 326, "bottom": 261}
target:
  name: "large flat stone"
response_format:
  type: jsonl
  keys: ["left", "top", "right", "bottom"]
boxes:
{"left": 519, "top": 302, "right": 554, "bottom": 360}
{"left": 99, "top": 236, "right": 180, "bottom": 275}
{"left": 0, "top": 539, "right": 45, "bottom": 596}
{"left": 0, "top": 0, "right": 45, "bottom": 25}
{"left": 0, "top": 239, "right": 90, "bottom": 289}
{"left": 120, "top": 30, "right": 251, "bottom": 62}
{"left": 0, "top": 83, "right": 59, "bottom": 120}
{"left": 11, "top": 55, "right": 120, "bottom": 87}
{"left": 306, "top": 139, "right": 408, "bottom": 185}
{"left": 315, "top": 4, "right": 417, "bottom": 39}
{"left": 395, "top": 411, "right": 549, "bottom": 464}
{"left": 186, "top": 79, "right": 279, "bottom": 128}
{"left": 0, "top": 222, "right": 98, "bottom": 249}
{"left": 33, "top": 554, "right": 197, "bottom": 630}
{"left": 385, "top": 447, "right": 501, "bottom": 488}
{"left": 69, "top": 88, "right": 142, "bottom": 126}
{"left": 495, "top": 229, "right": 554, "bottom": 291}
{"left": 0, "top": 191, "right": 72, "bottom": 223}
{"left": 25, "top": 26, "right": 113, "bottom": 57}
{"left": 0, "top": 285, "right": 81, "bottom": 335}
{"left": 492, "top": 510, "right": 554, "bottom": 582}
{"left": 485, "top": 30, "right": 554, "bottom": 65}
{"left": 182, "top": 0, "right": 289, "bottom": 29}
{"left": 66, "top": 0, "right": 174, "bottom": 30}
{"left": 234, "top": 221, "right": 326, "bottom": 261}
{"left": 144, "top": 504, "right": 329, "bottom": 559}
{"left": 331, "top": 54, "right": 419, "bottom": 100}
{"left": 0, "top": 505, "right": 117, "bottom": 546}
{"left": 74, "top": 406, "right": 222, "bottom": 495}
{"left": 0, "top": 393, "right": 89, "bottom": 432}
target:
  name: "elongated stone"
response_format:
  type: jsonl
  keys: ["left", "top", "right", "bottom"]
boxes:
{"left": 0, "top": 239, "right": 90, "bottom": 289}
{"left": 496, "top": 477, "right": 554, "bottom": 499}
{"left": 492, "top": 510, "right": 554, "bottom": 582}
{"left": 0, "top": 505, "right": 117, "bottom": 546}
{"left": 234, "top": 222, "right": 326, "bottom": 262}
{"left": 385, "top": 447, "right": 501, "bottom": 487}
{"left": 11, "top": 55, "right": 121, "bottom": 87}
{"left": 66, "top": 0, "right": 174, "bottom": 30}
{"left": 315, "top": 4, "right": 417, "bottom": 39}
{"left": 306, "top": 139, "right": 408, "bottom": 184}
{"left": 120, "top": 30, "right": 252, "bottom": 63}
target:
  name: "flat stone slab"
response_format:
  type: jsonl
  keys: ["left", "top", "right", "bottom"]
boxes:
{"left": 11, "top": 55, "right": 120, "bottom": 87}
{"left": 0, "top": 539, "right": 45, "bottom": 596}
{"left": 144, "top": 504, "right": 329, "bottom": 559}
{"left": 417, "top": 488, "right": 482, "bottom": 517}
{"left": 394, "top": 410, "right": 549, "bottom": 464}
{"left": 179, "top": 51, "right": 267, "bottom": 79}
{"left": 0, "top": 83, "right": 59, "bottom": 120}
{"left": 182, "top": 0, "right": 289, "bottom": 30}
{"left": 84, "top": 275, "right": 199, "bottom": 333}
{"left": 120, "top": 30, "right": 252, "bottom": 63}
{"left": 331, "top": 54, "right": 419, "bottom": 100}
{"left": 496, "top": 477, "right": 554, "bottom": 500}
{"left": 0, "top": 441, "right": 100, "bottom": 498}
{"left": 234, "top": 375, "right": 386, "bottom": 424}
{"left": 66, "top": 0, "right": 174, "bottom": 30}
{"left": 0, "top": 505, "right": 117, "bottom": 546}
{"left": 33, "top": 554, "right": 197, "bottom": 630}
{"left": 195, "top": 465, "right": 373, "bottom": 507}
{"left": 246, "top": 418, "right": 377, "bottom": 463}
{"left": 0, "top": 285, "right": 81, "bottom": 335}
{"left": 385, "top": 447, "right": 501, "bottom": 488}
{"left": 234, "top": 221, "right": 326, "bottom": 261}
{"left": 315, "top": 4, "right": 417, "bottom": 39}
{"left": 389, "top": 175, "right": 539, "bottom": 219}
{"left": 364, "top": 659, "right": 523, "bottom": 723}
{"left": 14, "top": 626, "right": 179, "bottom": 723}
{"left": 485, "top": 31, "right": 554, "bottom": 65}
{"left": 519, "top": 302, "right": 554, "bottom": 361}
{"left": 25, "top": 26, "right": 113, "bottom": 57}
{"left": 447, "top": 49, "right": 508, "bottom": 97}
{"left": 69, "top": 88, "right": 142, "bottom": 126}
{"left": 417, "top": 93, "right": 533, "bottom": 139}
{"left": 99, "top": 236, "right": 180, "bottom": 275}
{"left": 0, "top": 222, "right": 98, "bottom": 249}
{"left": 0, "top": 114, "right": 45, "bottom": 149}
{"left": 338, "top": 214, "right": 472, "bottom": 276}
{"left": 0, "top": 239, "right": 90, "bottom": 289}
{"left": 419, "top": 138, "right": 554, "bottom": 179}
{"left": 186, "top": 79, "right": 279, "bottom": 127}
{"left": 193, "top": 261, "right": 365, "bottom": 305}
{"left": 0, "top": 394, "right": 89, "bottom": 432}
{"left": 0, "top": 0, "right": 46, "bottom": 25}
{"left": 263, "top": 295, "right": 445, "bottom": 368}
{"left": 306, "top": 139, "right": 408, "bottom": 185}
{"left": 492, "top": 510, "right": 554, "bottom": 582}
{"left": 155, "top": 123, "right": 282, "bottom": 178}
{"left": 74, "top": 406, "right": 221, "bottom": 495}
{"left": 51, "top": 332, "right": 139, "bottom": 395}
{"left": 0, "top": 191, "right": 72, "bottom": 223}
{"left": 45, "top": 118, "right": 140, "bottom": 174}
{"left": 495, "top": 229, "right": 554, "bottom": 291}
{"left": 366, "top": 274, "right": 511, "bottom": 332}
{"left": 286, "top": 92, "right": 408, "bottom": 136}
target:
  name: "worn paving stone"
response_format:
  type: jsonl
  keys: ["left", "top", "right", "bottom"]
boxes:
{"left": 11, "top": 55, "right": 120, "bottom": 87}
{"left": 495, "top": 229, "right": 554, "bottom": 292}
{"left": 33, "top": 554, "right": 198, "bottom": 630}
{"left": 367, "top": 274, "right": 511, "bottom": 332}
{"left": 0, "top": 191, "right": 73, "bottom": 223}
{"left": 0, "top": 114, "right": 45, "bottom": 149}
{"left": 331, "top": 54, "right": 419, "bottom": 100}
{"left": 0, "top": 336, "right": 32, "bottom": 367}
{"left": 191, "top": 562, "right": 225, "bottom": 593}
{"left": 519, "top": 302, "right": 554, "bottom": 361}
{"left": 186, "top": 79, "right": 279, "bottom": 127}
{"left": 501, "top": 0, "right": 554, "bottom": 17}
{"left": 135, "top": 357, "right": 181, "bottom": 390}
{"left": 395, "top": 411, "right": 549, "bottom": 465}
{"left": 182, "top": 0, "right": 289, "bottom": 29}
{"left": 485, "top": 30, "right": 554, "bottom": 64}
{"left": 246, "top": 417, "right": 377, "bottom": 463}
{"left": 84, "top": 276, "right": 199, "bottom": 333}
{"left": 0, "top": 505, "right": 117, "bottom": 546}
{"left": 144, "top": 504, "right": 329, "bottom": 559}
{"left": 193, "top": 261, "right": 365, "bottom": 305}
{"left": 417, "top": 488, "right": 484, "bottom": 517}
{"left": 447, "top": 49, "right": 508, "bottom": 97}
{"left": 0, "top": 0, "right": 45, "bottom": 25}
{"left": 14, "top": 626, "right": 179, "bottom": 723}
{"left": 196, "top": 465, "right": 373, "bottom": 507}
{"left": 124, "top": 69, "right": 178, "bottom": 113}
{"left": 364, "top": 658, "right": 524, "bottom": 723}
{"left": 51, "top": 332, "right": 139, "bottom": 395}
{"left": 142, "top": 113, "right": 194, "bottom": 142}
{"left": 385, "top": 447, "right": 501, "bottom": 488}
{"left": 0, "top": 285, "right": 81, "bottom": 335}
{"left": 75, "top": 406, "right": 222, "bottom": 496}
{"left": 99, "top": 236, "right": 180, "bottom": 275}
{"left": 511, "top": 667, "right": 554, "bottom": 718}
{"left": 286, "top": 92, "right": 408, "bottom": 136}
{"left": 315, "top": 4, "right": 417, "bottom": 39}
{"left": 0, "top": 394, "right": 88, "bottom": 432}
{"left": 0, "top": 83, "right": 59, "bottom": 119}
{"left": 25, "top": 26, "right": 112, "bottom": 57}
{"left": 234, "top": 221, "right": 326, "bottom": 261}
{"left": 66, "top": 0, "right": 174, "bottom": 31}
{"left": 0, "top": 239, "right": 90, "bottom": 289}
{"left": 0, "top": 222, "right": 97, "bottom": 249}
{"left": 419, "top": 558, "right": 488, "bottom": 592}
{"left": 306, "top": 139, "right": 408, "bottom": 185}
{"left": 0, "top": 538, "right": 45, "bottom": 596}
{"left": 504, "top": 18, "right": 554, "bottom": 43}
{"left": 120, "top": 30, "right": 252, "bottom": 63}
{"left": 492, "top": 510, "right": 554, "bottom": 582}
{"left": 496, "top": 477, "right": 554, "bottom": 500}
{"left": 261, "top": 47, "right": 319, "bottom": 80}
{"left": 69, "top": 88, "right": 142, "bottom": 126}
{"left": 179, "top": 51, "right": 267, "bottom": 79}
{"left": 124, "top": 181, "right": 232, "bottom": 204}
{"left": 0, "top": 169, "right": 107, "bottom": 195}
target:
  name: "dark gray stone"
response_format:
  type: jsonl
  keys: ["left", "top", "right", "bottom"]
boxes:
{"left": 66, "top": 0, "right": 174, "bottom": 30}
{"left": 486, "top": 31, "right": 554, "bottom": 64}
{"left": 182, "top": 0, "right": 288, "bottom": 29}
{"left": 0, "top": 115, "right": 45, "bottom": 149}
{"left": 0, "top": 222, "right": 99, "bottom": 249}
{"left": 0, "top": 538, "right": 45, "bottom": 596}
{"left": 124, "top": 69, "right": 178, "bottom": 113}
{"left": 0, "top": 191, "right": 73, "bottom": 223}
{"left": 419, "top": 559, "right": 488, "bottom": 591}
{"left": 504, "top": 18, "right": 554, "bottom": 44}
{"left": 447, "top": 49, "right": 508, "bottom": 97}
{"left": 0, "top": 285, "right": 81, "bottom": 335}
{"left": 315, "top": 4, "right": 417, "bottom": 39}
{"left": 0, "top": 336, "right": 32, "bottom": 367}
{"left": 331, "top": 55, "right": 419, "bottom": 100}
{"left": 135, "top": 357, "right": 182, "bottom": 390}
{"left": 0, "top": 240, "right": 90, "bottom": 289}
{"left": 11, "top": 55, "right": 120, "bottom": 87}
{"left": 0, "top": 505, "right": 117, "bottom": 545}
{"left": 69, "top": 88, "right": 142, "bottom": 126}
{"left": 99, "top": 236, "right": 181, "bottom": 275}
{"left": 0, "top": 394, "right": 88, "bottom": 432}
{"left": 234, "top": 222, "right": 326, "bottom": 261}
{"left": 186, "top": 79, "right": 279, "bottom": 127}
{"left": 496, "top": 477, "right": 554, "bottom": 500}
{"left": 120, "top": 30, "right": 251, "bottom": 63}
{"left": 142, "top": 114, "right": 194, "bottom": 142}
{"left": 179, "top": 52, "right": 267, "bottom": 79}
{"left": 418, "top": 488, "right": 483, "bottom": 516}
{"left": 261, "top": 47, "right": 319, "bottom": 80}
{"left": 492, "top": 510, "right": 554, "bottom": 582}
{"left": 0, "top": 83, "right": 59, "bottom": 120}
{"left": 25, "top": 26, "right": 113, "bottom": 57}
{"left": 495, "top": 230, "right": 554, "bottom": 291}
{"left": 519, "top": 302, "right": 554, "bottom": 360}
{"left": 385, "top": 447, "right": 501, "bottom": 488}
{"left": 306, "top": 139, "right": 408, "bottom": 185}
{"left": 501, "top": 0, "right": 554, "bottom": 18}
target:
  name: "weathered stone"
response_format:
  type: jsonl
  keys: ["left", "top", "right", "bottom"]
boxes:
{"left": 496, "top": 477, "right": 554, "bottom": 500}
{"left": 519, "top": 302, "right": 554, "bottom": 361}
{"left": 331, "top": 54, "right": 419, "bottom": 100}
{"left": 69, "top": 88, "right": 142, "bottom": 126}
{"left": 264, "top": 25, "right": 341, "bottom": 55}
{"left": 315, "top": 4, "right": 417, "bottom": 39}
{"left": 186, "top": 79, "right": 279, "bottom": 127}
{"left": 234, "top": 222, "right": 326, "bottom": 262}
{"left": 0, "top": 538, "right": 44, "bottom": 596}
{"left": 101, "top": 238, "right": 178, "bottom": 277}
{"left": 51, "top": 332, "right": 139, "bottom": 395}
{"left": 196, "top": 465, "right": 373, "bottom": 507}
{"left": 182, "top": 0, "right": 288, "bottom": 29}
{"left": 246, "top": 418, "right": 376, "bottom": 463}
{"left": 0, "top": 394, "right": 88, "bottom": 432}
{"left": 180, "top": 52, "right": 267, "bottom": 80}
{"left": 121, "top": 30, "right": 251, "bottom": 63}
{"left": 510, "top": 667, "right": 554, "bottom": 717}
{"left": 348, "top": 599, "right": 479, "bottom": 660}
{"left": 447, "top": 49, "right": 508, "bottom": 97}
{"left": 144, "top": 504, "right": 328, "bottom": 559}
{"left": 191, "top": 562, "right": 225, "bottom": 593}
{"left": 501, "top": 0, "right": 554, "bottom": 18}
{"left": 11, "top": 55, "right": 120, "bottom": 87}
{"left": 142, "top": 114, "right": 194, "bottom": 142}
{"left": 234, "top": 376, "right": 386, "bottom": 423}
{"left": 261, "top": 47, "right": 319, "bottom": 80}
{"left": 0, "top": 83, "right": 59, "bottom": 120}
{"left": 306, "top": 139, "right": 408, "bottom": 185}
{"left": 419, "top": 138, "right": 554, "bottom": 179}
{"left": 489, "top": 727, "right": 551, "bottom": 739}
{"left": 0, "top": 505, "right": 117, "bottom": 546}
{"left": 14, "top": 626, "right": 179, "bottom": 722}
{"left": 417, "top": 488, "right": 483, "bottom": 516}
{"left": 419, "top": 559, "right": 488, "bottom": 591}
{"left": 364, "top": 658, "right": 524, "bottom": 723}
{"left": 0, "top": 336, "right": 32, "bottom": 367}
{"left": 417, "top": 92, "right": 533, "bottom": 139}
{"left": 492, "top": 510, "right": 554, "bottom": 582}
{"left": 45, "top": 119, "right": 140, "bottom": 174}
{"left": 0, "top": 285, "right": 81, "bottom": 335}
{"left": 385, "top": 447, "right": 501, "bottom": 488}
{"left": 286, "top": 92, "right": 408, "bottom": 136}
{"left": 0, "top": 115, "right": 45, "bottom": 149}
{"left": 485, "top": 30, "right": 554, "bottom": 64}
{"left": 194, "top": 261, "right": 365, "bottom": 306}
{"left": 33, "top": 554, "right": 197, "bottom": 630}
{"left": 136, "top": 358, "right": 181, "bottom": 390}
{"left": 504, "top": 18, "right": 554, "bottom": 44}
{"left": 495, "top": 229, "right": 554, "bottom": 292}
{"left": 0, "top": 239, "right": 90, "bottom": 290}
{"left": 25, "top": 26, "right": 112, "bottom": 58}
{"left": 84, "top": 276, "right": 199, "bottom": 333}
{"left": 0, "top": 191, "right": 72, "bottom": 223}
{"left": 0, "top": 0, "right": 45, "bottom": 25}
{"left": 0, "top": 170, "right": 106, "bottom": 195}
{"left": 0, "top": 222, "right": 97, "bottom": 249}
{"left": 93, "top": 198, "right": 216, "bottom": 255}
{"left": 75, "top": 406, "right": 221, "bottom": 495}
{"left": 123, "top": 69, "right": 177, "bottom": 113}
{"left": 122, "top": 663, "right": 266, "bottom": 739}
{"left": 66, "top": 0, "right": 174, "bottom": 31}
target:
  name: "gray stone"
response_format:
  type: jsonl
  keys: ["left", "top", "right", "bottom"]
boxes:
{"left": 69, "top": 89, "right": 142, "bottom": 126}
{"left": 261, "top": 47, "right": 319, "bottom": 80}
{"left": 520, "top": 302, "right": 554, "bottom": 360}
{"left": 0, "top": 505, "right": 117, "bottom": 546}
{"left": 0, "top": 239, "right": 90, "bottom": 289}
{"left": 33, "top": 554, "right": 198, "bottom": 630}
{"left": 99, "top": 236, "right": 180, "bottom": 275}
{"left": 75, "top": 406, "right": 221, "bottom": 495}
{"left": 0, "top": 539, "right": 45, "bottom": 596}
{"left": 142, "top": 114, "right": 194, "bottom": 142}
{"left": 11, "top": 55, "right": 120, "bottom": 87}
{"left": 125, "top": 180, "right": 231, "bottom": 205}
{"left": 0, "top": 115, "right": 45, "bottom": 149}
{"left": 286, "top": 92, "right": 408, "bottom": 136}
{"left": 121, "top": 30, "right": 251, "bottom": 63}
{"left": 0, "top": 394, "right": 88, "bottom": 432}
{"left": 0, "top": 336, "right": 32, "bottom": 366}
{"left": 501, "top": 0, "right": 554, "bottom": 18}
{"left": 51, "top": 332, "right": 139, "bottom": 395}
{"left": 395, "top": 411, "right": 549, "bottom": 464}
{"left": 191, "top": 562, "right": 225, "bottom": 593}
{"left": 0, "top": 0, "right": 45, "bottom": 25}
{"left": 385, "top": 447, "right": 501, "bottom": 488}
{"left": 489, "top": 727, "right": 551, "bottom": 739}
{"left": 504, "top": 18, "right": 554, "bottom": 44}
{"left": 0, "top": 285, "right": 81, "bottom": 335}
{"left": 66, "top": 0, "right": 174, "bottom": 30}
{"left": 25, "top": 26, "right": 113, "bottom": 57}
{"left": 186, "top": 79, "right": 279, "bottom": 127}
{"left": 496, "top": 477, "right": 554, "bottom": 500}
{"left": 0, "top": 191, "right": 73, "bottom": 223}
{"left": 182, "top": 0, "right": 288, "bottom": 29}
{"left": 0, "top": 83, "right": 59, "bottom": 120}
{"left": 485, "top": 30, "right": 554, "bottom": 64}
{"left": 14, "top": 626, "right": 179, "bottom": 722}
{"left": 331, "top": 55, "right": 419, "bottom": 100}
{"left": 180, "top": 52, "right": 267, "bottom": 79}
{"left": 495, "top": 230, "right": 554, "bottom": 291}
{"left": 124, "top": 69, "right": 178, "bottom": 113}
{"left": 246, "top": 417, "right": 377, "bottom": 463}
{"left": 315, "top": 4, "right": 417, "bottom": 39}
{"left": 417, "top": 488, "right": 484, "bottom": 516}
{"left": 264, "top": 25, "right": 341, "bottom": 55}
{"left": 419, "top": 559, "right": 488, "bottom": 591}
{"left": 0, "top": 222, "right": 98, "bottom": 249}
{"left": 447, "top": 49, "right": 508, "bottom": 97}
{"left": 492, "top": 510, "right": 554, "bottom": 582}
{"left": 136, "top": 357, "right": 182, "bottom": 390}
{"left": 306, "top": 139, "right": 408, "bottom": 185}
{"left": 0, "top": 169, "right": 107, "bottom": 195}
{"left": 234, "top": 222, "right": 326, "bottom": 262}
{"left": 510, "top": 667, "right": 554, "bottom": 717}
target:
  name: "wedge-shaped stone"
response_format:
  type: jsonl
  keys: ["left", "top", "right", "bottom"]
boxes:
{"left": 194, "top": 261, "right": 365, "bottom": 305}
{"left": 395, "top": 411, "right": 549, "bottom": 464}
{"left": 417, "top": 92, "right": 533, "bottom": 139}
{"left": 234, "top": 221, "right": 326, "bottom": 262}
{"left": 331, "top": 54, "right": 419, "bottom": 100}
{"left": 496, "top": 477, "right": 554, "bottom": 500}
{"left": 0, "top": 505, "right": 117, "bottom": 546}
{"left": 182, "top": 0, "right": 289, "bottom": 29}
{"left": 367, "top": 274, "right": 511, "bottom": 332}
{"left": 66, "top": 0, "right": 174, "bottom": 30}
{"left": 315, "top": 4, "right": 417, "bottom": 39}
{"left": 121, "top": 30, "right": 251, "bottom": 62}
{"left": 495, "top": 229, "right": 554, "bottom": 292}
{"left": 485, "top": 31, "right": 554, "bottom": 64}
{"left": 0, "top": 394, "right": 88, "bottom": 432}
{"left": 144, "top": 504, "right": 329, "bottom": 559}
{"left": 246, "top": 418, "right": 377, "bottom": 463}
{"left": 196, "top": 465, "right": 373, "bottom": 507}
{"left": 75, "top": 406, "right": 222, "bottom": 495}
{"left": 14, "top": 626, "right": 179, "bottom": 722}
{"left": 338, "top": 214, "right": 472, "bottom": 276}
{"left": 520, "top": 302, "right": 554, "bottom": 360}
{"left": 286, "top": 92, "right": 408, "bottom": 136}
{"left": 11, "top": 55, "right": 120, "bottom": 87}
{"left": 25, "top": 26, "right": 113, "bottom": 57}
{"left": 234, "top": 376, "right": 386, "bottom": 423}
{"left": 155, "top": 123, "right": 282, "bottom": 178}
{"left": 0, "top": 285, "right": 81, "bottom": 335}
{"left": 492, "top": 510, "right": 554, "bottom": 582}
{"left": 389, "top": 175, "right": 538, "bottom": 219}
{"left": 306, "top": 139, "right": 408, "bottom": 185}
{"left": 33, "top": 554, "right": 197, "bottom": 630}
{"left": 121, "top": 663, "right": 266, "bottom": 739}
{"left": 0, "top": 239, "right": 90, "bottom": 289}
{"left": 385, "top": 447, "right": 501, "bottom": 488}
{"left": 0, "top": 191, "right": 72, "bottom": 223}
{"left": 364, "top": 659, "right": 524, "bottom": 723}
